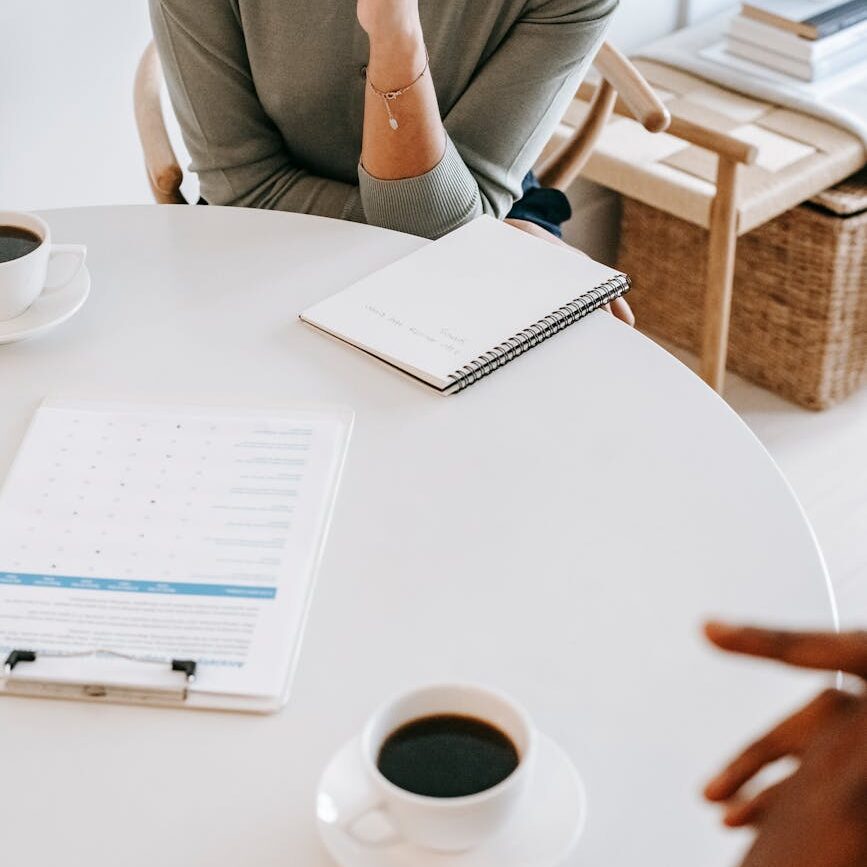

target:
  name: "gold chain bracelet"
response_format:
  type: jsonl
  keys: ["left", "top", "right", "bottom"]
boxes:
{"left": 363, "top": 50, "right": 430, "bottom": 131}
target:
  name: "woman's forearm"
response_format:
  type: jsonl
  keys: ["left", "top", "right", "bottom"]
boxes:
{"left": 353, "top": 0, "right": 612, "bottom": 239}
{"left": 359, "top": 4, "right": 446, "bottom": 180}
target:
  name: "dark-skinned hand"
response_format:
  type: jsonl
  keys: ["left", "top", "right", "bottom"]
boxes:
{"left": 704, "top": 623, "right": 867, "bottom": 867}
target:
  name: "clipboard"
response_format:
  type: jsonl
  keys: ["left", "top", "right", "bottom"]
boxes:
{"left": 0, "top": 400, "right": 354, "bottom": 713}
{"left": 0, "top": 648, "right": 296, "bottom": 711}
{"left": 3, "top": 649, "right": 197, "bottom": 704}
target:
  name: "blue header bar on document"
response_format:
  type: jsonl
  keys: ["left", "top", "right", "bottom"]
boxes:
{"left": 0, "top": 572, "right": 276, "bottom": 599}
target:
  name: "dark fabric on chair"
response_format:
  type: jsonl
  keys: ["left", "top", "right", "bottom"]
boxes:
{"left": 506, "top": 171, "right": 572, "bottom": 238}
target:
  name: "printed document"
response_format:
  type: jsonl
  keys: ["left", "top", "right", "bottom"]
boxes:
{"left": 0, "top": 400, "right": 352, "bottom": 705}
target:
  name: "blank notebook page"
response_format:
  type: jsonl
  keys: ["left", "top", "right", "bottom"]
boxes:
{"left": 300, "top": 216, "right": 623, "bottom": 390}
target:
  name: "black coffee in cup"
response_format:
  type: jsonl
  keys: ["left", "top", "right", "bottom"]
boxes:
{"left": 377, "top": 714, "right": 519, "bottom": 798}
{"left": 0, "top": 226, "right": 42, "bottom": 263}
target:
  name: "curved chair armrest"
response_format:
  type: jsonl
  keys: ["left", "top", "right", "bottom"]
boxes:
{"left": 593, "top": 43, "right": 670, "bottom": 134}
{"left": 134, "top": 41, "right": 186, "bottom": 204}
{"left": 538, "top": 42, "right": 672, "bottom": 190}
{"left": 537, "top": 79, "right": 618, "bottom": 190}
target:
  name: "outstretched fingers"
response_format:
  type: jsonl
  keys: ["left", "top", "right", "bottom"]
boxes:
{"left": 704, "top": 688, "right": 858, "bottom": 802}
{"left": 723, "top": 778, "right": 790, "bottom": 827}
{"left": 704, "top": 623, "right": 867, "bottom": 679}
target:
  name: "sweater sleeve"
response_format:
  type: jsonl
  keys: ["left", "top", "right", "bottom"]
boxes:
{"left": 359, "top": 0, "right": 617, "bottom": 239}
{"left": 150, "top": 0, "right": 365, "bottom": 221}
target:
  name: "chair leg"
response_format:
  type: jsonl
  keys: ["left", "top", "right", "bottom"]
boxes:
{"left": 700, "top": 157, "right": 739, "bottom": 393}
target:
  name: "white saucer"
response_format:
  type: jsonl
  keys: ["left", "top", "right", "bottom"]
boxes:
{"left": 0, "top": 265, "right": 91, "bottom": 344}
{"left": 316, "top": 732, "right": 586, "bottom": 867}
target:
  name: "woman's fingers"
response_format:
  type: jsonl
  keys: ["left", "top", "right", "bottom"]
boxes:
{"left": 705, "top": 622, "right": 867, "bottom": 678}
{"left": 600, "top": 298, "right": 635, "bottom": 325}
{"left": 502, "top": 216, "right": 634, "bottom": 325}
{"left": 723, "top": 778, "right": 790, "bottom": 827}
{"left": 610, "top": 296, "right": 635, "bottom": 327}
{"left": 704, "top": 688, "right": 857, "bottom": 802}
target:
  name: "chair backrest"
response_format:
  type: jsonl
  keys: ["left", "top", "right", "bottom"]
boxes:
{"left": 133, "top": 42, "right": 186, "bottom": 204}
{"left": 133, "top": 39, "right": 669, "bottom": 206}
{"left": 537, "top": 43, "right": 670, "bottom": 191}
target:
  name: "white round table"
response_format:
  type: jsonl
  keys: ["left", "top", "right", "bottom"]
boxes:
{"left": 0, "top": 206, "right": 836, "bottom": 867}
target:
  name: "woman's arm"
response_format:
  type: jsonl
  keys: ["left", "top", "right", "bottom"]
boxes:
{"left": 356, "top": 0, "right": 617, "bottom": 239}
{"left": 150, "top": 0, "right": 364, "bottom": 220}
{"left": 358, "top": 1, "right": 445, "bottom": 181}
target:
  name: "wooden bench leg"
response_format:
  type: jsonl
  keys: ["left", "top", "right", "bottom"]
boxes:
{"left": 700, "top": 157, "right": 740, "bottom": 392}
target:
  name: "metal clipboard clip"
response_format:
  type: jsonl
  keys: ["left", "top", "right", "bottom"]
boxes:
{"left": 3, "top": 649, "right": 198, "bottom": 704}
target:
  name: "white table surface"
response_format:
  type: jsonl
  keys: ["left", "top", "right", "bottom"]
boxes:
{"left": 0, "top": 205, "right": 837, "bottom": 867}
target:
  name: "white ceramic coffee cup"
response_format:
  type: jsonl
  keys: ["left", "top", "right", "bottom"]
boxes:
{"left": 0, "top": 210, "right": 86, "bottom": 321}
{"left": 344, "top": 683, "right": 536, "bottom": 852}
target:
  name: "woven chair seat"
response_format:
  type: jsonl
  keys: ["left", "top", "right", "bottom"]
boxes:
{"left": 560, "top": 60, "right": 865, "bottom": 234}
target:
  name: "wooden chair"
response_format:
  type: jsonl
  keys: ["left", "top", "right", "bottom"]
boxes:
{"left": 134, "top": 39, "right": 670, "bottom": 208}
{"left": 564, "top": 66, "right": 763, "bottom": 392}
{"left": 134, "top": 42, "right": 186, "bottom": 205}
{"left": 536, "top": 42, "right": 671, "bottom": 191}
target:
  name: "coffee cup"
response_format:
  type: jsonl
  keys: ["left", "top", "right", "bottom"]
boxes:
{"left": 0, "top": 211, "right": 87, "bottom": 321}
{"left": 341, "top": 683, "right": 536, "bottom": 852}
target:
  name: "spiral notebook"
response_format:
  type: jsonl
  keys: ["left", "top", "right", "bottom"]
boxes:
{"left": 300, "top": 216, "right": 629, "bottom": 393}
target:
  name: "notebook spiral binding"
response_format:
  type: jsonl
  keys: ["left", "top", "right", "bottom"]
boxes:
{"left": 445, "top": 273, "right": 630, "bottom": 394}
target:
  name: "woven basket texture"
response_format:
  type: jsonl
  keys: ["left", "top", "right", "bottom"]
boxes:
{"left": 618, "top": 178, "right": 867, "bottom": 410}
{"left": 810, "top": 166, "right": 867, "bottom": 216}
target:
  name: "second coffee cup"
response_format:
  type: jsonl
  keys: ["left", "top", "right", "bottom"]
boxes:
{"left": 346, "top": 682, "right": 536, "bottom": 852}
{"left": 0, "top": 210, "right": 86, "bottom": 321}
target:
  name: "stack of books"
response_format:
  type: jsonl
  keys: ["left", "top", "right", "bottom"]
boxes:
{"left": 725, "top": 0, "right": 867, "bottom": 81}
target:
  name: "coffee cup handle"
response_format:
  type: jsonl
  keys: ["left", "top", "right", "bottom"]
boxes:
{"left": 342, "top": 791, "right": 402, "bottom": 847}
{"left": 44, "top": 244, "right": 87, "bottom": 291}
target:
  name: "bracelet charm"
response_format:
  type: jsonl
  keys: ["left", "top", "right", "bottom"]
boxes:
{"left": 364, "top": 51, "right": 430, "bottom": 131}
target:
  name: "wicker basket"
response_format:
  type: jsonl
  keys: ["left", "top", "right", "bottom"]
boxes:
{"left": 618, "top": 168, "right": 867, "bottom": 410}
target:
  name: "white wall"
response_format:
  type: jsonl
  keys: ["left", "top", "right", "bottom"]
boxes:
{"left": 0, "top": 0, "right": 733, "bottom": 237}
{"left": 1, "top": 1, "right": 157, "bottom": 211}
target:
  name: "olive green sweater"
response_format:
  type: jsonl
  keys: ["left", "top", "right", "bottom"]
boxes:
{"left": 150, "top": 0, "right": 616, "bottom": 238}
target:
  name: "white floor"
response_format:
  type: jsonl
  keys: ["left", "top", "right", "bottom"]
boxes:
{"left": 2, "top": 0, "right": 864, "bottom": 627}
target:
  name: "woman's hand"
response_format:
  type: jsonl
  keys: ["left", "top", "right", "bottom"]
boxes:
{"left": 704, "top": 624, "right": 867, "bottom": 867}
{"left": 357, "top": 0, "right": 421, "bottom": 42}
{"left": 505, "top": 218, "right": 635, "bottom": 327}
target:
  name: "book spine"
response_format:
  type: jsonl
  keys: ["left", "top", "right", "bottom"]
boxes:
{"left": 807, "top": 0, "right": 867, "bottom": 38}
{"left": 726, "top": 33, "right": 867, "bottom": 79}
{"left": 445, "top": 274, "right": 630, "bottom": 394}
{"left": 740, "top": 6, "right": 817, "bottom": 39}
{"left": 725, "top": 37, "right": 814, "bottom": 78}
{"left": 728, "top": 15, "right": 867, "bottom": 63}
{"left": 728, "top": 14, "right": 867, "bottom": 60}
{"left": 729, "top": 16, "right": 815, "bottom": 60}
